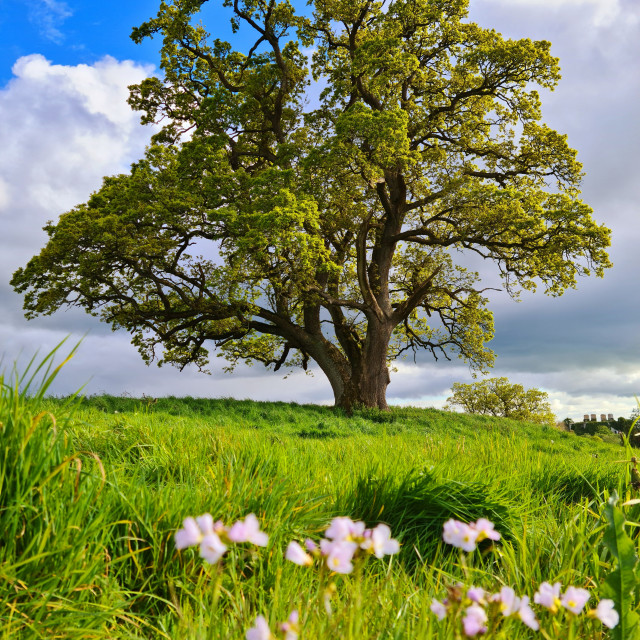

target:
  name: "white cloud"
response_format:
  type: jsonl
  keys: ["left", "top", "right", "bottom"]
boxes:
{"left": 28, "top": 0, "right": 72, "bottom": 43}
{"left": 0, "top": 54, "right": 154, "bottom": 262}
{"left": 482, "top": 0, "right": 622, "bottom": 26}
{"left": 0, "top": 177, "right": 9, "bottom": 212}
{"left": 0, "top": 54, "right": 156, "bottom": 365}
{"left": 547, "top": 390, "right": 636, "bottom": 422}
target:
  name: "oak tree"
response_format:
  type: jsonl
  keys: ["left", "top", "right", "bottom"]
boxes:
{"left": 12, "top": 0, "right": 611, "bottom": 411}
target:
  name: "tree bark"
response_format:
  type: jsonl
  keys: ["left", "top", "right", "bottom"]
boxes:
{"left": 327, "top": 321, "right": 393, "bottom": 412}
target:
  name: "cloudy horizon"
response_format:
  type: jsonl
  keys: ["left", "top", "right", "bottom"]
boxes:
{"left": 1, "top": 0, "right": 639, "bottom": 421}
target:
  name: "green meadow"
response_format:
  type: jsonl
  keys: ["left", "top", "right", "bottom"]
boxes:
{"left": 1, "top": 353, "right": 637, "bottom": 639}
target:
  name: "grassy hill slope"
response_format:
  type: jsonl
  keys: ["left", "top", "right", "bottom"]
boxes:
{"left": 2, "top": 368, "right": 635, "bottom": 638}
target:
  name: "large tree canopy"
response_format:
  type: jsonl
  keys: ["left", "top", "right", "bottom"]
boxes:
{"left": 12, "top": 0, "right": 611, "bottom": 410}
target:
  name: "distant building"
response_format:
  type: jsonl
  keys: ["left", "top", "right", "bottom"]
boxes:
{"left": 572, "top": 412, "right": 620, "bottom": 434}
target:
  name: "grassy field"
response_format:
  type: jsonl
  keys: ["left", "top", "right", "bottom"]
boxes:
{"left": 1, "top": 354, "right": 637, "bottom": 638}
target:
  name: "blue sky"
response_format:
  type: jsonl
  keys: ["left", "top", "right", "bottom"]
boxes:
{"left": 0, "top": 0, "right": 160, "bottom": 80}
{"left": 1, "top": 0, "right": 639, "bottom": 419}
{"left": 0, "top": 0, "right": 261, "bottom": 82}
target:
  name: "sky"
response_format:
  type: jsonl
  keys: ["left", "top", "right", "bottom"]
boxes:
{"left": 0, "top": 0, "right": 639, "bottom": 420}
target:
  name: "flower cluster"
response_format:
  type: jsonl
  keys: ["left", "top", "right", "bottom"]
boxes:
{"left": 175, "top": 512, "right": 620, "bottom": 639}
{"left": 176, "top": 513, "right": 399, "bottom": 638}
{"left": 431, "top": 584, "right": 539, "bottom": 635}
{"left": 534, "top": 581, "right": 618, "bottom": 627}
{"left": 432, "top": 518, "right": 620, "bottom": 636}
{"left": 175, "top": 512, "right": 268, "bottom": 563}
{"left": 246, "top": 611, "right": 299, "bottom": 640}
{"left": 285, "top": 516, "right": 400, "bottom": 574}
{"left": 432, "top": 582, "right": 619, "bottom": 636}
{"left": 442, "top": 517, "right": 500, "bottom": 552}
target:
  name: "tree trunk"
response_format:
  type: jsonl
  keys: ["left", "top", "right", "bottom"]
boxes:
{"left": 302, "top": 319, "right": 393, "bottom": 412}
{"left": 333, "top": 323, "right": 392, "bottom": 412}
{"left": 336, "top": 366, "right": 391, "bottom": 412}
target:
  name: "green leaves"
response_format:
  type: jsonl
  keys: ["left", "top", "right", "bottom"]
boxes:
{"left": 602, "top": 494, "right": 640, "bottom": 640}
{"left": 334, "top": 103, "right": 419, "bottom": 175}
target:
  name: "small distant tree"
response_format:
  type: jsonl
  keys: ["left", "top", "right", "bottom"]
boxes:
{"left": 445, "top": 377, "right": 556, "bottom": 426}
{"left": 562, "top": 417, "right": 574, "bottom": 429}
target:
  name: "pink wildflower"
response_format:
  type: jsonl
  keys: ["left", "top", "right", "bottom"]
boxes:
{"left": 325, "top": 517, "right": 365, "bottom": 541}
{"left": 227, "top": 514, "right": 269, "bottom": 547}
{"left": 196, "top": 513, "right": 225, "bottom": 537}
{"left": 472, "top": 518, "right": 500, "bottom": 542}
{"left": 304, "top": 538, "right": 318, "bottom": 553}
{"left": 518, "top": 596, "right": 539, "bottom": 630}
{"left": 430, "top": 599, "right": 448, "bottom": 620}
{"left": 323, "top": 540, "right": 358, "bottom": 574}
{"left": 285, "top": 541, "right": 313, "bottom": 566}
{"left": 319, "top": 538, "right": 333, "bottom": 555}
{"left": 175, "top": 517, "right": 202, "bottom": 549}
{"left": 466, "top": 587, "right": 486, "bottom": 604}
{"left": 361, "top": 524, "right": 400, "bottom": 558}
{"left": 195, "top": 513, "right": 214, "bottom": 537}
{"left": 592, "top": 599, "right": 619, "bottom": 628}
{"left": 246, "top": 615, "right": 272, "bottom": 640}
{"left": 176, "top": 513, "right": 228, "bottom": 551}
{"left": 561, "top": 586, "right": 590, "bottom": 614}
{"left": 462, "top": 603, "right": 487, "bottom": 636}
{"left": 443, "top": 519, "right": 479, "bottom": 552}
{"left": 493, "top": 586, "right": 519, "bottom": 616}
{"left": 280, "top": 610, "right": 299, "bottom": 640}
{"left": 199, "top": 532, "right": 228, "bottom": 564}
{"left": 534, "top": 581, "right": 562, "bottom": 612}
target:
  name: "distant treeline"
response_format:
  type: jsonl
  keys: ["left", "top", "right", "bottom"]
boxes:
{"left": 572, "top": 417, "right": 635, "bottom": 437}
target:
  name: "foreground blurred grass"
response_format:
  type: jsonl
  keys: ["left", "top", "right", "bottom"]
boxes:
{"left": 1, "top": 352, "right": 634, "bottom": 638}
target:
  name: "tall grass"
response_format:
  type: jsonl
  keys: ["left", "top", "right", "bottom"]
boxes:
{"left": 1, "top": 351, "right": 636, "bottom": 637}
